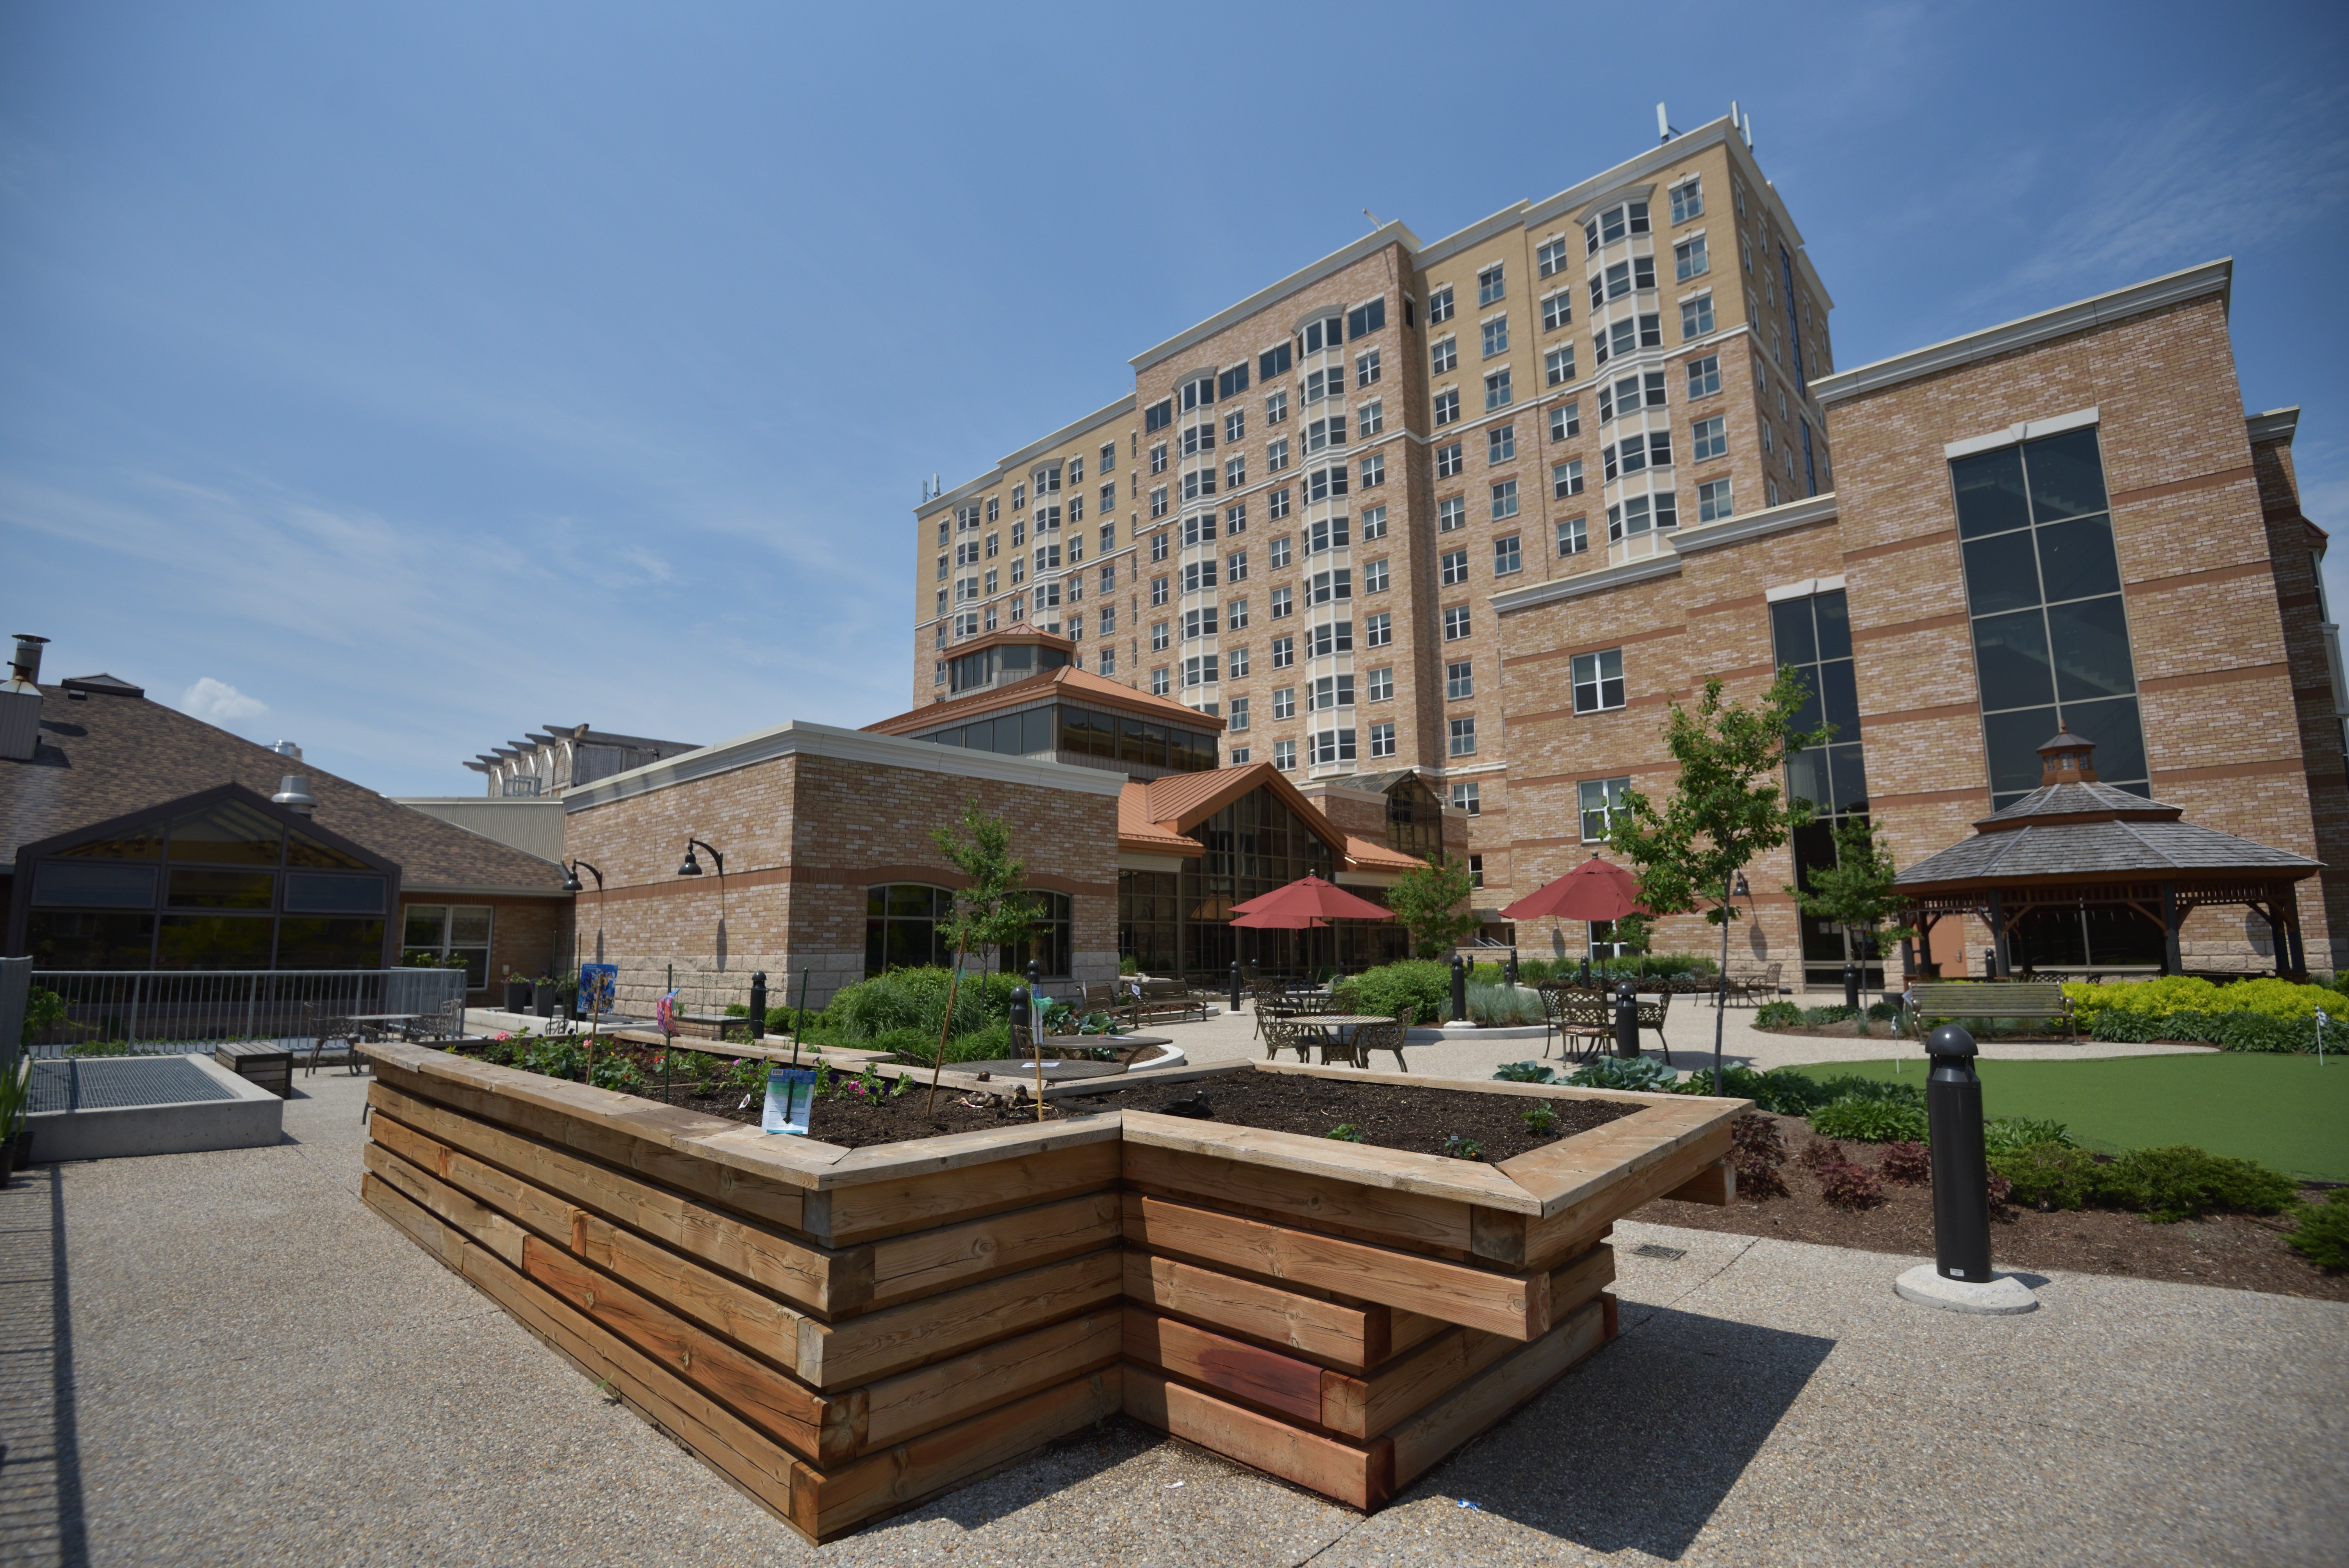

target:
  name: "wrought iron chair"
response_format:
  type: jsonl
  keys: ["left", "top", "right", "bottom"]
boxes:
{"left": 1354, "top": 1011, "right": 1412, "bottom": 1073}
{"left": 305, "top": 1005, "right": 366, "bottom": 1077}
{"left": 1258, "top": 1015, "right": 1312, "bottom": 1063}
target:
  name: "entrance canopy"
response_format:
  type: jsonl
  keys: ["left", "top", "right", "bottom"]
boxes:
{"left": 1894, "top": 727, "right": 2321, "bottom": 978}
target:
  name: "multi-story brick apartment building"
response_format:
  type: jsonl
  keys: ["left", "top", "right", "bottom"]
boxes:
{"left": 1493, "top": 258, "right": 2347, "bottom": 980}
{"left": 911, "top": 112, "right": 1826, "bottom": 921}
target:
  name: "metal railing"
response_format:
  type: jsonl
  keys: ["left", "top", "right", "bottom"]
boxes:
{"left": 22, "top": 968, "right": 468, "bottom": 1060}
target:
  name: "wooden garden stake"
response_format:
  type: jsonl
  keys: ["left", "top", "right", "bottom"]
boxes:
{"left": 925, "top": 953, "right": 966, "bottom": 1114}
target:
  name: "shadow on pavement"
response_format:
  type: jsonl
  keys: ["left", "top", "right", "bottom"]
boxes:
{"left": 0, "top": 1164, "right": 87, "bottom": 1567}
{"left": 1407, "top": 1303, "right": 1834, "bottom": 1559}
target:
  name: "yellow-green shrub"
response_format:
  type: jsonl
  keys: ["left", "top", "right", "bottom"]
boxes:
{"left": 2063, "top": 975, "right": 2337, "bottom": 1026}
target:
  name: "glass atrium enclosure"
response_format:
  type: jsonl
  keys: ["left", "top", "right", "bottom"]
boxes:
{"left": 12, "top": 786, "right": 397, "bottom": 969}
{"left": 914, "top": 702, "right": 1221, "bottom": 775}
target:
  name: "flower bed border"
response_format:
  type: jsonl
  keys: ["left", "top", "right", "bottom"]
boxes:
{"left": 360, "top": 1042, "right": 1742, "bottom": 1541}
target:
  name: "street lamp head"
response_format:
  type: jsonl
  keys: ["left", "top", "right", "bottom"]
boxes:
{"left": 1732, "top": 872, "right": 1751, "bottom": 897}
{"left": 561, "top": 864, "right": 582, "bottom": 893}
{"left": 678, "top": 836, "right": 723, "bottom": 878}
{"left": 677, "top": 843, "right": 703, "bottom": 877}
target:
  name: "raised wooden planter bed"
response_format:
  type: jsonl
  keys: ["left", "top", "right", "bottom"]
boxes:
{"left": 360, "top": 1042, "right": 1741, "bottom": 1541}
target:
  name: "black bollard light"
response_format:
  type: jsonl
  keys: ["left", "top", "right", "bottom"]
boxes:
{"left": 1843, "top": 958, "right": 1860, "bottom": 1013}
{"left": 1925, "top": 1024, "right": 1991, "bottom": 1283}
{"left": 1578, "top": 955, "right": 1592, "bottom": 989}
{"left": 1009, "top": 984, "right": 1032, "bottom": 1057}
{"left": 1229, "top": 960, "right": 1242, "bottom": 1014}
{"left": 1505, "top": 946, "right": 1519, "bottom": 986}
{"left": 748, "top": 971, "right": 767, "bottom": 1042}
{"left": 1614, "top": 980, "right": 1640, "bottom": 1058}
{"left": 1449, "top": 953, "right": 1467, "bottom": 1023}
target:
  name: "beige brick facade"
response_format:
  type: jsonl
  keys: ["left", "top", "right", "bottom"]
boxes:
{"left": 560, "top": 723, "right": 1122, "bottom": 1012}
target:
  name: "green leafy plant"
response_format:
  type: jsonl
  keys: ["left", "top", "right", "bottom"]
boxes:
{"left": 1675, "top": 1064, "right": 1837, "bottom": 1115}
{"left": 0, "top": 1055, "right": 32, "bottom": 1142}
{"left": 21, "top": 986, "right": 67, "bottom": 1048}
{"left": 1991, "top": 1141, "right": 2105, "bottom": 1211}
{"left": 1326, "top": 1123, "right": 1366, "bottom": 1142}
{"left": 1333, "top": 961, "right": 1454, "bottom": 1025}
{"left": 1463, "top": 982, "right": 1545, "bottom": 1026}
{"left": 2101, "top": 1145, "right": 2297, "bottom": 1222}
{"left": 1387, "top": 855, "right": 1480, "bottom": 958}
{"left": 1493, "top": 1061, "right": 1557, "bottom": 1083}
{"left": 814, "top": 1058, "right": 835, "bottom": 1098}
{"left": 589, "top": 1054, "right": 644, "bottom": 1092}
{"left": 1808, "top": 1097, "right": 1928, "bottom": 1144}
{"left": 1984, "top": 1117, "right": 2074, "bottom": 1157}
{"left": 1602, "top": 666, "right": 1832, "bottom": 1077}
{"left": 1118, "top": 955, "right": 1142, "bottom": 976}
{"left": 1521, "top": 1101, "right": 1558, "bottom": 1135}
{"left": 1441, "top": 1131, "right": 1485, "bottom": 1161}
{"left": 2286, "top": 1188, "right": 2349, "bottom": 1270}
{"left": 1567, "top": 1055, "right": 1677, "bottom": 1092}
{"left": 1754, "top": 1000, "right": 1802, "bottom": 1029}
{"left": 1799, "top": 1004, "right": 1859, "bottom": 1027}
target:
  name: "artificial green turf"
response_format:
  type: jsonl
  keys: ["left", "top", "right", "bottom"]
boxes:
{"left": 1787, "top": 1053, "right": 2349, "bottom": 1181}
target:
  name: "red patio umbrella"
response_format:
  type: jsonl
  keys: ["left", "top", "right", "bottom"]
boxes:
{"left": 1501, "top": 855, "right": 1648, "bottom": 960}
{"left": 1229, "top": 873, "right": 1395, "bottom": 923}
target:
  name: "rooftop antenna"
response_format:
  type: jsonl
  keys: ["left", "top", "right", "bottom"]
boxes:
{"left": 1362, "top": 208, "right": 1382, "bottom": 231}
{"left": 1656, "top": 102, "right": 1678, "bottom": 143}
{"left": 1730, "top": 99, "right": 1740, "bottom": 138}
{"left": 1743, "top": 110, "right": 1754, "bottom": 150}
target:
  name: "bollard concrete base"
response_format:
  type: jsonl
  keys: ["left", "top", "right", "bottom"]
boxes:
{"left": 1894, "top": 1263, "right": 2038, "bottom": 1315}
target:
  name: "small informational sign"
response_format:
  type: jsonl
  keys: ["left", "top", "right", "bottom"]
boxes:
{"left": 654, "top": 989, "right": 680, "bottom": 1037}
{"left": 578, "top": 964, "right": 618, "bottom": 1016}
{"left": 764, "top": 1065, "right": 816, "bottom": 1135}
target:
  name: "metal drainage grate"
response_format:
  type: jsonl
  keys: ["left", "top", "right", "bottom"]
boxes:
{"left": 1631, "top": 1243, "right": 1688, "bottom": 1262}
{"left": 28, "top": 1057, "right": 239, "bottom": 1115}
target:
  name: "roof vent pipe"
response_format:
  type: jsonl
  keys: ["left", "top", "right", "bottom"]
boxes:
{"left": 273, "top": 740, "right": 303, "bottom": 761}
{"left": 272, "top": 775, "right": 317, "bottom": 816}
{"left": 9, "top": 634, "right": 46, "bottom": 687}
{"left": 0, "top": 633, "right": 45, "bottom": 761}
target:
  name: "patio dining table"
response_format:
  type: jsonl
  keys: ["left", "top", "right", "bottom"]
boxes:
{"left": 1287, "top": 1013, "right": 1396, "bottom": 1068}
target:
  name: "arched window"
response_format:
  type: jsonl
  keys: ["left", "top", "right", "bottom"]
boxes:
{"left": 864, "top": 885, "right": 954, "bottom": 976}
{"left": 1000, "top": 891, "right": 1073, "bottom": 980}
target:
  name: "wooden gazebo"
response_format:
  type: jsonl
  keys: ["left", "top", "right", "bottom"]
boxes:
{"left": 1894, "top": 727, "right": 2322, "bottom": 980}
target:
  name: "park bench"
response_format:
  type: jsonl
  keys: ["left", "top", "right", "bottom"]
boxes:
{"left": 1905, "top": 981, "right": 2076, "bottom": 1042}
{"left": 1128, "top": 978, "right": 1208, "bottom": 1026}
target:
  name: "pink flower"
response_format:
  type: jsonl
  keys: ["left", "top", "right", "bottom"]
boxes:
{"left": 494, "top": 1032, "right": 512, "bottom": 1042}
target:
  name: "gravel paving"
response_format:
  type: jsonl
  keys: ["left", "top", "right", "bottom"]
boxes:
{"left": 0, "top": 1065, "right": 2339, "bottom": 1566}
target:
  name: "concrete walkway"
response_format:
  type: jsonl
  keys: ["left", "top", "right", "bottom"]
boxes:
{"left": 1153, "top": 998, "right": 2215, "bottom": 1079}
{"left": 1, "top": 1069, "right": 2335, "bottom": 1567}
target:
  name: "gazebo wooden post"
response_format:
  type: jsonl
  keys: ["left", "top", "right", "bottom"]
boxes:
{"left": 2280, "top": 885, "right": 2307, "bottom": 979}
{"left": 1986, "top": 889, "right": 2009, "bottom": 978}
{"left": 2160, "top": 880, "right": 2182, "bottom": 976}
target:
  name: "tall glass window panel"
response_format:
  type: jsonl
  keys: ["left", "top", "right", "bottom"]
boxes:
{"left": 1770, "top": 589, "right": 1866, "bottom": 818}
{"left": 1950, "top": 427, "right": 2148, "bottom": 808}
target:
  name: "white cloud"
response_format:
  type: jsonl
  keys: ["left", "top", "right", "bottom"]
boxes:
{"left": 181, "top": 677, "right": 268, "bottom": 723}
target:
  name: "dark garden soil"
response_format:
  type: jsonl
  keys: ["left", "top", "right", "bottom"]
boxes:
{"left": 1628, "top": 1111, "right": 2348, "bottom": 1302}
{"left": 1061, "top": 1074, "right": 1638, "bottom": 1162}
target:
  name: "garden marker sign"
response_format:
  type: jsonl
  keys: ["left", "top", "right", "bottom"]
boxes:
{"left": 578, "top": 964, "right": 617, "bottom": 1017}
{"left": 653, "top": 989, "right": 680, "bottom": 1036}
{"left": 763, "top": 1064, "right": 816, "bottom": 1135}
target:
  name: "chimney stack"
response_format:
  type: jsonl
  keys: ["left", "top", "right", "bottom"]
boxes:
{"left": 0, "top": 633, "right": 48, "bottom": 762}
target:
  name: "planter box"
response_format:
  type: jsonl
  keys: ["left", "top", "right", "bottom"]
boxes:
{"left": 359, "top": 1043, "right": 1740, "bottom": 1541}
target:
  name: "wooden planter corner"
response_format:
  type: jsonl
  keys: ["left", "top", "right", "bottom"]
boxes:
{"left": 359, "top": 1043, "right": 1741, "bottom": 1541}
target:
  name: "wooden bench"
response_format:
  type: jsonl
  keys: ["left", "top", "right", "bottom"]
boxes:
{"left": 1906, "top": 981, "right": 2075, "bottom": 1042}
{"left": 1128, "top": 978, "right": 1208, "bottom": 1026}
{"left": 215, "top": 1041, "right": 292, "bottom": 1099}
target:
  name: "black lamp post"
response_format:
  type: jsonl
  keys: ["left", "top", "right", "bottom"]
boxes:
{"left": 678, "top": 834, "right": 727, "bottom": 990}
{"left": 562, "top": 858, "right": 605, "bottom": 969}
{"left": 1925, "top": 1024, "right": 1992, "bottom": 1283}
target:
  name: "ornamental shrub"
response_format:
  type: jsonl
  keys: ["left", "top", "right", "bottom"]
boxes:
{"left": 1878, "top": 1141, "right": 1932, "bottom": 1184}
{"left": 1809, "top": 1096, "right": 1929, "bottom": 1144}
{"left": 830, "top": 967, "right": 1016, "bottom": 1044}
{"left": 1800, "top": 1004, "right": 1859, "bottom": 1027}
{"left": 1984, "top": 1116, "right": 2074, "bottom": 1157}
{"left": 1810, "top": 1075, "right": 1924, "bottom": 1108}
{"left": 1465, "top": 982, "right": 1545, "bottom": 1026}
{"left": 1674, "top": 1064, "right": 1839, "bottom": 1116}
{"left": 2066, "top": 974, "right": 2337, "bottom": 1040}
{"left": 1814, "top": 1155, "right": 1884, "bottom": 1210}
{"left": 1333, "top": 960, "right": 1454, "bottom": 1025}
{"left": 1566, "top": 1055, "right": 1678, "bottom": 1092}
{"left": 2101, "top": 1145, "right": 2298, "bottom": 1222}
{"left": 1755, "top": 1000, "right": 1802, "bottom": 1029}
{"left": 1493, "top": 1061, "right": 1558, "bottom": 1083}
{"left": 1729, "top": 1112, "right": 1789, "bottom": 1199}
{"left": 1991, "top": 1141, "right": 2104, "bottom": 1210}
{"left": 2287, "top": 1189, "right": 2349, "bottom": 1270}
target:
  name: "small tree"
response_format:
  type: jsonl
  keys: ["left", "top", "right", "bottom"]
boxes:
{"left": 924, "top": 803, "right": 1038, "bottom": 1108}
{"left": 1389, "top": 854, "right": 1480, "bottom": 958}
{"left": 1605, "top": 668, "right": 1830, "bottom": 1087}
{"left": 1787, "top": 816, "right": 1915, "bottom": 1012}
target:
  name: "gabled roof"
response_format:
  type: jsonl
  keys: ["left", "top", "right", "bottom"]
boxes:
{"left": 863, "top": 665, "right": 1222, "bottom": 736}
{"left": 2, "top": 682, "right": 567, "bottom": 896}
{"left": 1116, "top": 763, "right": 1417, "bottom": 876}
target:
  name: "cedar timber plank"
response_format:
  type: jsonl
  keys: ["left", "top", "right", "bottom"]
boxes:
{"left": 806, "top": 1250, "right": 1125, "bottom": 1390}
{"left": 1388, "top": 1297, "right": 1608, "bottom": 1486}
{"left": 1355, "top": 1242, "right": 1614, "bottom": 1438}
{"left": 866, "top": 1189, "right": 1123, "bottom": 1307}
{"left": 1662, "top": 1158, "right": 1736, "bottom": 1206}
{"left": 1122, "top": 1308, "right": 1328, "bottom": 1427}
{"left": 362, "top": 1140, "right": 527, "bottom": 1268}
{"left": 570, "top": 1212, "right": 805, "bottom": 1370}
{"left": 1123, "top": 1252, "right": 1390, "bottom": 1370}
{"left": 805, "top": 1138, "right": 1122, "bottom": 1246}
{"left": 1516, "top": 1123, "right": 1735, "bottom": 1269}
{"left": 371, "top": 1082, "right": 864, "bottom": 1312}
{"left": 1123, "top": 1366, "right": 1394, "bottom": 1511}
{"left": 361, "top": 1171, "right": 461, "bottom": 1269}
{"left": 1120, "top": 1109, "right": 1540, "bottom": 1212}
{"left": 373, "top": 1049, "right": 813, "bottom": 1227}
{"left": 1123, "top": 1136, "right": 1477, "bottom": 1253}
{"left": 1123, "top": 1192, "right": 1547, "bottom": 1340}
{"left": 858, "top": 1310, "right": 1120, "bottom": 1452}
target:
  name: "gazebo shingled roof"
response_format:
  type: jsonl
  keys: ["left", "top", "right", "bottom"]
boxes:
{"left": 1892, "top": 725, "right": 2321, "bottom": 978}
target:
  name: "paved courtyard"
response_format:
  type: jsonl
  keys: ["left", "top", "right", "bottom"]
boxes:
{"left": 0, "top": 1067, "right": 2338, "bottom": 1567}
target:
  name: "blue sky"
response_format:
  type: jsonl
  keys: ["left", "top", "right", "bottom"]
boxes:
{"left": 4, "top": 2, "right": 2345, "bottom": 798}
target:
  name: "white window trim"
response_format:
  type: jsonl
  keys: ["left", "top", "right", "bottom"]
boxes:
{"left": 1763, "top": 574, "right": 1848, "bottom": 603}
{"left": 1677, "top": 285, "right": 1715, "bottom": 306}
